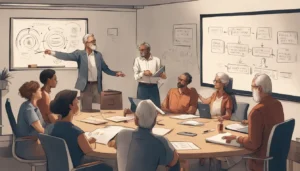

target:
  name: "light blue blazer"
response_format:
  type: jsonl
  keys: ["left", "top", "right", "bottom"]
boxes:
{"left": 54, "top": 50, "right": 116, "bottom": 92}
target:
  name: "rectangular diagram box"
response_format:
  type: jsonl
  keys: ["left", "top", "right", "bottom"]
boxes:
{"left": 277, "top": 48, "right": 297, "bottom": 63}
{"left": 211, "top": 39, "right": 225, "bottom": 53}
{"left": 256, "top": 27, "right": 272, "bottom": 40}
{"left": 227, "top": 43, "right": 249, "bottom": 56}
{"left": 226, "top": 64, "right": 251, "bottom": 74}
{"left": 208, "top": 27, "right": 223, "bottom": 34}
{"left": 252, "top": 47, "right": 273, "bottom": 57}
{"left": 228, "top": 27, "right": 251, "bottom": 36}
{"left": 277, "top": 31, "right": 298, "bottom": 44}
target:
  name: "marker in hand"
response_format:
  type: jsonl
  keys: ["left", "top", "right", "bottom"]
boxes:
{"left": 203, "top": 129, "right": 215, "bottom": 134}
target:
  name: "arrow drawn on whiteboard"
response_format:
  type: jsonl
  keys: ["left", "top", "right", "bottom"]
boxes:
{"left": 238, "top": 36, "right": 241, "bottom": 44}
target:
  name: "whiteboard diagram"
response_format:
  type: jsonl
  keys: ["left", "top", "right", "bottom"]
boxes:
{"left": 201, "top": 10, "right": 300, "bottom": 101}
{"left": 10, "top": 18, "right": 88, "bottom": 70}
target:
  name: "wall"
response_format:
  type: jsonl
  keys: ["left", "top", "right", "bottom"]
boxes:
{"left": 0, "top": 8, "right": 137, "bottom": 135}
{"left": 137, "top": 0, "right": 300, "bottom": 169}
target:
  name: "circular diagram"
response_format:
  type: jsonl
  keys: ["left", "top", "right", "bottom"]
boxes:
{"left": 16, "top": 28, "right": 40, "bottom": 53}
{"left": 43, "top": 28, "right": 67, "bottom": 51}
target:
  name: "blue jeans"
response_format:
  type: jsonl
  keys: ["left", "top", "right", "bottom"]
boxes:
{"left": 131, "top": 83, "right": 161, "bottom": 112}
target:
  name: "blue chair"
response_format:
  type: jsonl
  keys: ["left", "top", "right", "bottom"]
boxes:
{"left": 197, "top": 102, "right": 211, "bottom": 119}
{"left": 38, "top": 134, "right": 107, "bottom": 171}
{"left": 243, "top": 118, "right": 295, "bottom": 171}
{"left": 5, "top": 98, "right": 46, "bottom": 171}
{"left": 230, "top": 102, "right": 249, "bottom": 122}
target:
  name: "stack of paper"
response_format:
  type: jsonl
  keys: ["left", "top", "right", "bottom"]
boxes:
{"left": 80, "top": 117, "right": 107, "bottom": 125}
{"left": 152, "top": 127, "right": 172, "bottom": 136}
{"left": 105, "top": 116, "right": 134, "bottom": 122}
{"left": 179, "top": 120, "right": 204, "bottom": 126}
{"left": 205, "top": 132, "right": 241, "bottom": 147}
{"left": 170, "top": 114, "right": 199, "bottom": 120}
{"left": 225, "top": 123, "right": 248, "bottom": 134}
{"left": 171, "top": 142, "right": 199, "bottom": 150}
{"left": 153, "top": 66, "right": 165, "bottom": 77}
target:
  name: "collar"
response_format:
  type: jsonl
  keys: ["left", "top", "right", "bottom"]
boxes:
{"left": 178, "top": 87, "right": 190, "bottom": 95}
{"left": 27, "top": 100, "right": 38, "bottom": 112}
{"left": 140, "top": 55, "right": 153, "bottom": 61}
{"left": 259, "top": 94, "right": 273, "bottom": 104}
{"left": 216, "top": 90, "right": 229, "bottom": 100}
{"left": 86, "top": 51, "right": 95, "bottom": 56}
{"left": 137, "top": 126, "right": 152, "bottom": 132}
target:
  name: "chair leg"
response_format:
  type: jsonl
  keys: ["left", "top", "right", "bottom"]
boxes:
{"left": 31, "top": 165, "right": 36, "bottom": 171}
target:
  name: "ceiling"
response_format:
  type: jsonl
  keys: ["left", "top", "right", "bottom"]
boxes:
{"left": 0, "top": 0, "right": 197, "bottom": 6}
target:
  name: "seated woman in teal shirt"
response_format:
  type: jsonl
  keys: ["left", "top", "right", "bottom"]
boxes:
{"left": 16, "top": 81, "right": 46, "bottom": 160}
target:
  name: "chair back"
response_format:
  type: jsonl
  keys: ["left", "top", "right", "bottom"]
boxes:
{"left": 197, "top": 102, "right": 211, "bottom": 119}
{"left": 231, "top": 102, "right": 249, "bottom": 121}
{"left": 267, "top": 119, "right": 295, "bottom": 171}
{"left": 224, "top": 78, "right": 237, "bottom": 113}
{"left": 38, "top": 134, "right": 73, "bottom": 171}
{"left": 5, "top": 98, "right": 20, "bottom": 137}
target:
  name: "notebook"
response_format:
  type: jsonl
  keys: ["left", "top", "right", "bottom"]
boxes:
{"left": 225, "top": 123, "right": 248, "bottom": 134}
{"left": 153, "top": 66, "right": 165, "bottom": 77}
{"left": 128, "top": 97, "right": 165, "bottom": 114}
{"left": 205, "top": 132, "right": 241, "bottom": 147}
{"left": 105, "top": 115, "right": 134, "bottom": 122}
{"left": 152, "top": 127, "right": 172, "bottom": 136}
{"left": 170, "top": 114, "right": 199, "bottom": 120}
{"left": 179, "top": 120, "right": 204, "bottom": 126}
{"left": 80, "top": 117, "right": 107, "bottom": 125}
{"left": 171, "top": 142, "right": 199, "bottom": 150}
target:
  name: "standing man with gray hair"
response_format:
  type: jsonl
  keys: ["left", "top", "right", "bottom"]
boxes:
{"left": 44, "top": 33, "right": 125, "bottom": 112}
{"left": 108, "top": 100, "right": 180, "bottom": 171}
{"left": 223, "top": 73, "right": 284, "bottom": 171}
{"left": 132, "top": 42, "right": 166, "bottom": 112}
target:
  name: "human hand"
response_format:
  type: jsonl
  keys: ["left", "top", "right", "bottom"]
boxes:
{"left": 160, "top": 72, "right": 167, "bottom": 79}
{"left": 222, "top": 135, "right": 237, "bottom": 143}
{"left": 88, "top": 137, "right": 96, "bottom": 144}
{"left": 123, "top": 108, "right": 133, "bottom": 116}
{"left": 241, "top": 120, "right": 248, "bottom": 125}
{"left": 116, "top": 71, "right": 125, "bottom": 77}
{"left": 44, "top": 49, "right": 51, "bottom": 55}
{"left": 144, "top": 70, "right": 152, "bottom": 76}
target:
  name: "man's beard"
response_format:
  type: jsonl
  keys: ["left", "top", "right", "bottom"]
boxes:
{"left": 252, "top": 89, "right": 261, "bottom": 103}
{"left": 177, "top": 82, "right": 185, "bottom": 88}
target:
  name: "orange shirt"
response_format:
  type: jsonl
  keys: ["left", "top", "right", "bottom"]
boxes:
{"left": 37, "top": 89, "right": 51, "bottom": 124}
{"left": 209, "top": 91, "right": 233, "bottom": 116}
{"left": 162, "top": 88, "right": 198, "bottom": 114}
{"left": 237, "top": 95, "right": 284, "bottom": 171}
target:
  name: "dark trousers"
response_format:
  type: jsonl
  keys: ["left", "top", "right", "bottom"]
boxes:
{"left": 131, "top": 82, "right": 161, "bottom": 112}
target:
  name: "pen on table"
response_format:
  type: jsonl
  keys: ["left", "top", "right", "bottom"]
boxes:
{"left": 202, "top": 129, "right": 215, "bottom": 134}
{"left": 156, "top": 120, "right": 164, "bottom": 126}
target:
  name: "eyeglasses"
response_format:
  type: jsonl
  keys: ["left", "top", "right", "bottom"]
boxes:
{"left": 213, "top": 80, "right": 221, "bottom": 84}
{"left": 86, "top": 40, "right": 96, "bottom": 43}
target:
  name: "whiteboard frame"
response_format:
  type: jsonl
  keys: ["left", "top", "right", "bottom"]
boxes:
{"left": 200, "top": 8, "right": 300, "bottom": 102}
{"left": 9, "top": 17, "right": 88, "bottom": 71}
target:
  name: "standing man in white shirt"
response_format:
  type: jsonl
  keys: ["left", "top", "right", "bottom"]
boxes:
{"left": 44, "top": 33, "right": 125, "bottom": 112}
{"left": 132, "top": 42, "right": 166, "bottom": 112}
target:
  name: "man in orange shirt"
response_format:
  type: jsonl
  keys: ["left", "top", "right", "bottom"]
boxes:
{"left": 223, "top": 73, "right": 284, "bottom": 171}
{"left": 161, "top": 72, "right": 198, "bottom": 114}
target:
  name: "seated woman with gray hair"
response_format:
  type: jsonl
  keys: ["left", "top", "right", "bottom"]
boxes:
{"left": 108, "top": 100, "right": 180, "bottom": 171}
{"left": 198, "top": 72, "right": 234, "bottom": 121}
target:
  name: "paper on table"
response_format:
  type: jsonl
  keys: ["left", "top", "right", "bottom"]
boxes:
{"left": 152, "top": 127, "right": 172, "bottom": 136}
{"left": 85, "top": 126, "right": 134, "bottom": 145}
{"left": 170, "top": 114, "right": 199, "bottom": 120}
{"left": 225, "top": 123, "right": 248, "bottom": 133}
{"left": 171, "top": 142, "right": 199, "bottom": 150}
{"left": 80, "top": 117, "right": 107, "bottom": 125}
{"left": 153, "top": 66, "right": 165, "bottom": 77}
{"left": 105, "top": 116, "right": 134, "bottom": 122}
{"left": 180, "top": 120, "right": 204, "bottom": 126}
{"left": 205, "top": 132, "right": 241, "bottom": 147}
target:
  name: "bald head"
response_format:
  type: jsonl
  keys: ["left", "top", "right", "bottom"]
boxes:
{"left": 135, "top": 100, "right": 157, "bottom": 129}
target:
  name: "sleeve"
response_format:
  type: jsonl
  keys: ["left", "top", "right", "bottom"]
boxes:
{"left": 24, "top": 108, "right": 40, "bottom": 126}
{"left": 133, "top": 58, "right": 143, "bottom": 80}
{"left": 158, "top": 137, "right": 175, "bottom": 165}
{"left": 237, "top": 109, "right": 263, "bottom": 151}
{"left": 225, "top": 96, "right": 233, "bottom": 112}
{"left": 99, "top": 54, "right": 117, "bottom": 76}
{"left": 53, "top": 50, "right": 79, "bottom": 61}
{"left": 72, "top": 125, "right": 85, "bottom": 137}
{"left": 161, "top": 90, "right": 171, "bottom": 109}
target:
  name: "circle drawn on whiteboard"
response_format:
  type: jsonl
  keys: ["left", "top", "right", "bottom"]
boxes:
{"left": 16, "top": 28, "right": 40, "bottom": 54}
{"left": 43, "top": 28, "right": 67, "bottom": 50}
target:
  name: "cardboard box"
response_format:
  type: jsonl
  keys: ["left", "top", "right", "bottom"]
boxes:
{"left": 100, "top": 90, "right": 123, "bottom": 110}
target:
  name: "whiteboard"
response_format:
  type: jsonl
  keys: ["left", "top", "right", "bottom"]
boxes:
{"left": 10, "top": 18, "right": 88, "bottom": 70}
{"left": 201, "top": 10, "right": 300, "bottom": 102}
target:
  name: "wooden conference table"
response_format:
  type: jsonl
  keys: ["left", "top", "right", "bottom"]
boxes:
{"left": 73, "top": 110, "right": 252, "bottom": 159}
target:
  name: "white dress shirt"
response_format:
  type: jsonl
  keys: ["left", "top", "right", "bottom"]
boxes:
{"left": 210, "top": 96, "right": 223, "bottom": 117}
{"left": 51, "top": 51, "right": 98, "bottom": 82}
{"left": 133, "top": 55, "right": 162, "bottom": 84}
{"left": 87, "top": 51, "right": 97, "bottom": 82}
